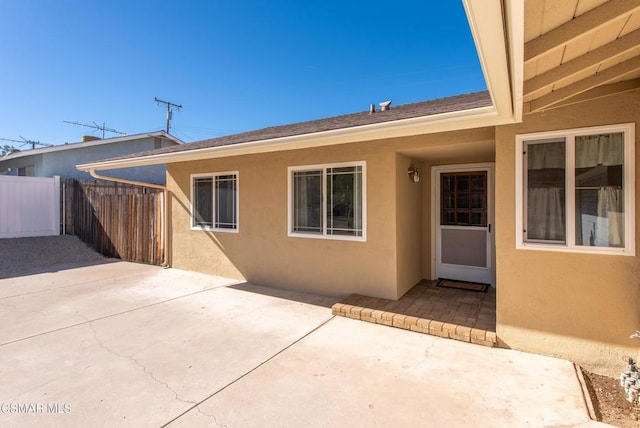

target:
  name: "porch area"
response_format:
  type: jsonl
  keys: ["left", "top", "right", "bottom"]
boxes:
{"left": 332, "top": 280, "right": 497, "bottom": 347}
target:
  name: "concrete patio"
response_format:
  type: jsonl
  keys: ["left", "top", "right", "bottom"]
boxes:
{"left": 0, "top": 247, "right": 604, "bottom": 427}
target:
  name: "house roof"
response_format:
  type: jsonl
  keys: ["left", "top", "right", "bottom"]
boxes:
{"left": 2, "top": 131, "right": 183, "bottom": 161}
{"left": 77, "top": 1, "right": 524, "bottom": 173}
{"left": 77, "top": 91, "right": 498, "bottom": 171}
{"left": 523, "top": 0, "right": 640, "bottom": 113}
{"left": 119, "top": 92, "right": 491, "bottom": 158}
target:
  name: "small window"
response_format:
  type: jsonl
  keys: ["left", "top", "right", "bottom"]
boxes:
{"left": 516, "top": 124, "right": 634, "bottom": 254}
{"left": 192, "top": 172, "right": 238, "bottom": 232}
{"left": 289, "top": 162, "right": 365, "bottom": 240}
{"left": 441, "top": 172, "right": 487, "bottom": 226}
{"left": 18, "top": 165, "right": 34, "bottom": 176}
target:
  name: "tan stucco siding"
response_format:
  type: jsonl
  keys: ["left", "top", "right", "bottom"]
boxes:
{"left": 395, "top": 153, "right": 423, "bottom": 296}
{"left": 495, "top": 90, "right": 640, "bottom": 376}
{"left": 167, "top": 142, "right": 401, "bottom": 299}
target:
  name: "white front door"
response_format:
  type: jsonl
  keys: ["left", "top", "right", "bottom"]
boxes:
{"left": 434, "top": 164, "right": 494, "bottom": 285}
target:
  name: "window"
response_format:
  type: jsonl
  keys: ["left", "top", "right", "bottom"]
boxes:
{"left": 516, "top": 124, "right": 634, "bottom": 254}
{"left": 18, "top": 165, "right": 34, "bottom": 176}
{"left": 288, "top": 162, "right": 365, "bottom": 240}
{"left": 441, "top": 172, "right": 487, "bottom": 226}
{"left": 191, "top": 172, "right": 238, "bottom": 231}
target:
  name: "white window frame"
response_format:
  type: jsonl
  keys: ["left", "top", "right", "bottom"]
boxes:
{"left": 515, "top": 123, "right": 635, "bottom": 255}
{"left": 190, "top": 171, "right": 239, "bottom": 233}
{"left": 287, "top": 161, "right": 367, "bottom": 242}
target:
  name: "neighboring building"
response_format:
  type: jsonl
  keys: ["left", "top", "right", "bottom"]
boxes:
{"left": 78, "top": 0, "right": 640, "bottom": 376}
{"left": 0, "top": 131, "right": 183, "bottom": 184}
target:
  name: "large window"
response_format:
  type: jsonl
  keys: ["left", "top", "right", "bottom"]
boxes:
{"left": 192, "top": 172, "right": 238, "bottom": 232}
{"left": 288, "top": 162, "right": 365, "bottom": 240}
{"left": 516, "top": 124, "right": 634, "bottom": 254}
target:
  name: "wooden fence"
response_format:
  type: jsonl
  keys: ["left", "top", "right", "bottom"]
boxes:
{"left": 63, "top": 179, "right": 164, "bottom": 265}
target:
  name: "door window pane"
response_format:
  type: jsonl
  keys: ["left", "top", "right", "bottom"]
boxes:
{"left": 456, "top": 211, "right": 469, "bottom": 225}
{"left": 470, "top": 212, "right": 484, "bottom": 226}
{"left": 441, "top": 172, "right": 487, "bottom": 227}
{"left": 471, "top": 193, "right": 484, "bottom": 209}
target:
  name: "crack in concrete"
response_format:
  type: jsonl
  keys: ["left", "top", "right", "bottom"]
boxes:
{"left": 411, "top": 336, "right": 440, "bottom": 372}
{"left": 194, "top": 407, "right": 228, "bottom": 428}
{"left": 87, "top": 322, "right": 197, "bottom": 409}
{"left": 211, "top": 414, "right": 229, "bottom": 428}
{"left": 160, "top": 315, "right": 336, "bottom": 427}
{"left": 423, "top": 336, "right": 439, "bottom": 358}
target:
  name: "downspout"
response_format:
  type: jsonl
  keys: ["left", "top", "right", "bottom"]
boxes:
{"left": 88, "top": 169, "right": 170, "bottom": 268}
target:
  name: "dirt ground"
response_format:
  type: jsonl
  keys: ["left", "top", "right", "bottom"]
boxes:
{"left": 583, "top": 369, "right": 640, "bottom": 427}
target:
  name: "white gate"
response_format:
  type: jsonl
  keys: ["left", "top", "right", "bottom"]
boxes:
{"left": 0, "top": 176, "right": 60, "bottom": 238}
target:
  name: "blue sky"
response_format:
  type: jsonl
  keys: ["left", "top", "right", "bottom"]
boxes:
{"left": 0, "top": 1, "right": 485, "bottom": 146}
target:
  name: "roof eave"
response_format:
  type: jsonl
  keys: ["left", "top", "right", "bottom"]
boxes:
{"left": 78, "top": 105, "right": 509, "bottom": 171}
{"left": 463, "top": 0, "right": 523, "bottom": 122}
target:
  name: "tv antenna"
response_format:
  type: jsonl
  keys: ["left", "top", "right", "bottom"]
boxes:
{"left": 0, "top": 136, "right": 54, "bottom": 150}
{"left": 63, "top": 120, "right": 127, "bottom": 139}
{"left": 154, "top": 97, "right": 182, "bottom": 133}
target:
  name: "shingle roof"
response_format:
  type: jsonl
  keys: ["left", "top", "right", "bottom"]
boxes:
{"left": 112, "top": 91, "right": 491, "bottom": 161}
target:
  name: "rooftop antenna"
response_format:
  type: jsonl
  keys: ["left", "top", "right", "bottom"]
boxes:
{"left": 154, "top": 97, "right": 182, "bottom": 133}
{"left": 0, "top": 136, "right": 53, "bottom": 150}
{"left": 63, "top": 120, "right": 127, "bottom": 139}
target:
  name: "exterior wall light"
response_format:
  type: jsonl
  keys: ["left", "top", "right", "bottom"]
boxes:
{"left": 408, "top": 165, "right": 420, "bottom": 183}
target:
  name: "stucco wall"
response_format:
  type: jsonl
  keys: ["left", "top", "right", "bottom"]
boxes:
{"left": 167, "top": 142, "right": 401, "bottom": 299}
{"left": 495, "top": 90, "right": 640, "bottom": 376}
{"left": 0, "top": 154, "right": 43, "bottom": 176}
{"left": 166, "top": 127, "right": 499, "bottom": 299}
{"left": 42, "top": 137, "right": 173, "bottom": 183}
{"left": 395, "top": 153, "right": 423, "bottom": 296}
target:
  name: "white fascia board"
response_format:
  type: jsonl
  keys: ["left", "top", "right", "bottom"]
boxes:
{"left": 77, "top": 105, "right": 511, "bottom": 171}
{"left": 463, "top": 0, "right": 518, "bottom": 121}
{"left": 504, "top": 0, "right": 524, "bottom": 121}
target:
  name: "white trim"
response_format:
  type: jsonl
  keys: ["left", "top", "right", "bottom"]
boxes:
{"left": 287, "top": 161, "right": 367, "bottom": 242}
{"left": 463, "top": 0, "right": 516, "bottom": 121}
{"left": 515, "top": 123, "right": 635, "bottom": 255}
{"left": 504, "top": 0, "right": 524, "bottom": 122}
{"left": 190, "top": 171, "right": 239, "bottom": 234}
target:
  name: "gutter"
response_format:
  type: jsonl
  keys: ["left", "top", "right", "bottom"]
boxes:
{"left": 78, "top": 105, "right": 512, "bottom": 172}
{"left": 88, "top": 169, "right": 169, "bottom": 268}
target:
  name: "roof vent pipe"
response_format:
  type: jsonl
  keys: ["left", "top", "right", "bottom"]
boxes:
{"left": 379, "top": 100, "right": 392, "bottom": 111}
{"left": 369, "top": 104, "right": 376, "bottom": 114}
{"left": 81, "top": 135, "right": 101, "bottom": 143}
